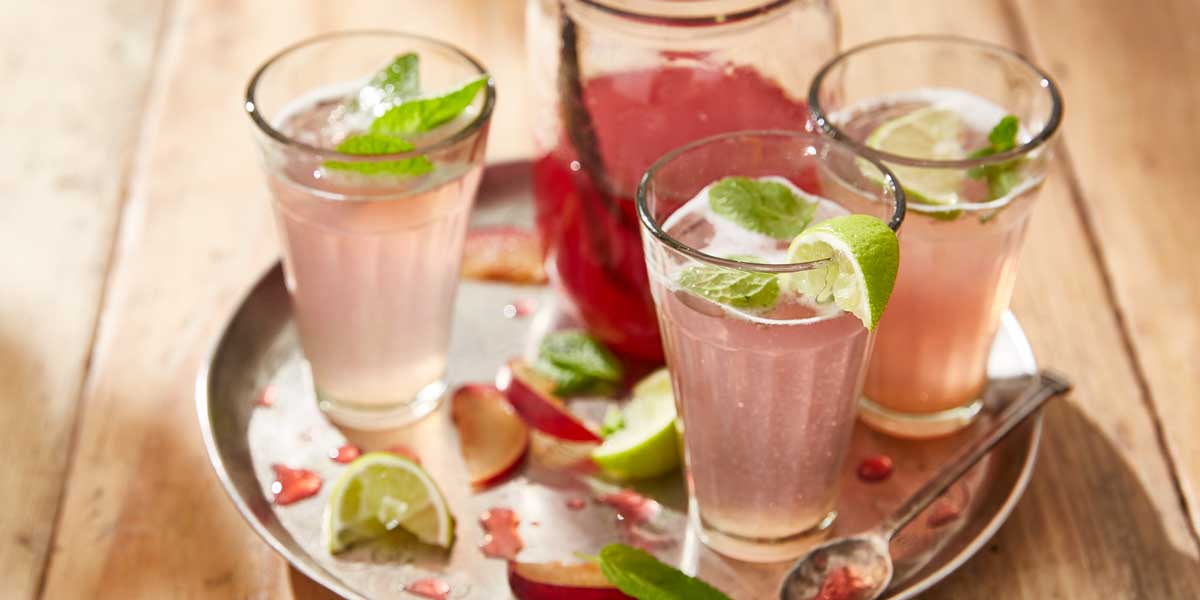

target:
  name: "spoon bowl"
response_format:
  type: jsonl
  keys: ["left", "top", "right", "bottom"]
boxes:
{"left": 777, "top": 370, "right": 1071, "bottom": 600}
{"left": 777, "top": 533, "right": 892, "bottom": 600}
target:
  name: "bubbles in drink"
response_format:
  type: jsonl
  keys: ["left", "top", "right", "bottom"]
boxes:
{"left": 832, "top": 88, "right": 1038, "bottom": 204}
{"left": 659, "top": 176, "right": 846, "bottom": 321}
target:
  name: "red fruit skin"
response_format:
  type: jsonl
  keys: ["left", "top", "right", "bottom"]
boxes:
{"left": 497, "top": 360, "right": 603, "bottom": 443}
{"left": 507, "top": 562, "right": 633, "bottom": 600}
{"left": 856, "top": 455, "right": 894, "bottom": 483}
{"left": 450, "top": 384, "right": 529, "bottom": 488}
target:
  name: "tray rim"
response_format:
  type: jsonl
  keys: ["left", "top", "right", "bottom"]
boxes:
{"left": 196, "top": 262, "right": 1042, "bottom": 600}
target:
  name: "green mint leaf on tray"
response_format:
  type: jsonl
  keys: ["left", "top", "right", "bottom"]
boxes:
{"left": 678, "top": 263, "right": 779, "bottom": 311}
{"left": 325, "top": 133, "right": 434, "bottom": 176}
{"left": 533, "top": 330, "right": 623, "bottom": 396}
{"left": 967, "top": 115, "right": 1023, "bottom": 200}
{"left": 708, "top": 176, "right": 816, "bottom": 240}
{"left": 370, "top": 77, "right": 487, "bottom": 137}
{"left": 598, "top": 544, "right": 731, "bottom": 600}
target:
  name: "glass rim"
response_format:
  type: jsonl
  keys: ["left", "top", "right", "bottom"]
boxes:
{"left": 636, "top": 130, "right": 907, "bottom": 274}
{"left": 807, "top": 34, "right": 1064, "bottom": 171}
{"left": 572, "top": 0, "right": 795, "bottom": 25}
{"left": 243, "top": 29, "right": 496, "bottom": 163}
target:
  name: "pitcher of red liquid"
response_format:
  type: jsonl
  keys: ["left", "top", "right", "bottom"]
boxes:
{"left": 527, "top": 0, "right": 840, "bottom": 362}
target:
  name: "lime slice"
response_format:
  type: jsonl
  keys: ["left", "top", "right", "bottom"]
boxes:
{"left": 592, "top": 369, "right": 681, "bottom": 481}
{"left": 323, "top": 452, "right": 454, "bottom": 553}
{"left": 863, "top": 106, "right": 967, "bottom": 206}
{"left": 784, "top": 215, "right": 899, "bottom": 330}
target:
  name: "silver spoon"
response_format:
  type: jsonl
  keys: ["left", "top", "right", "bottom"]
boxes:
{"left": 778, "top": 370, "right": 1073, "bottom": 600}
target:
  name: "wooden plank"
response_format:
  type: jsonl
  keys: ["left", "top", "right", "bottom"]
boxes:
{"left": 0, "top": 1, "right": 164, "bottom": 597}
{"left": 38, "top": 1, "right": 529, "bottom": 597}
{"left": 832, "top": 1, "right": 1200, "bottom": 597}
{"left": 1013, "top": 0, "right": 1200, "bottom": 539}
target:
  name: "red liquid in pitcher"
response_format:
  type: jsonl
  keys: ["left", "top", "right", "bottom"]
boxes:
{"left": 533, "top": 66, "right": 812, "bottom": 362}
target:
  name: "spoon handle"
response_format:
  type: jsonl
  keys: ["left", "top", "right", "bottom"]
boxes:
{"left": 877, "top": 370, "right": 1072, "bottom": 539}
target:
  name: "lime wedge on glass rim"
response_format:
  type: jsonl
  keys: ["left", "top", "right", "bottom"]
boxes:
{"left": 592, "top": 368, "right": 681, "bottom": 481}
{"left": 862, "top": 106, "right": 967, "bottom": 207}
{"left": 323, "top": 452, "right": 454, "bottom": 554}
{"left": 784, "top": 215, "right": 900, "bottom": 330}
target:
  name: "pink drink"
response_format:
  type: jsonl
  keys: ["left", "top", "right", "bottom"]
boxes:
{"left": 247, "top": 33, "right": 493, "bottom": 430}
{"left": 836, "top": 90, "right": 1042, "bottom": 436}
{"left": 808, "top": 37, "right": 1063, "bottom": 438}
{"left": 648, "top": 178, "right": 872, "bottom": 562}
{"left": 268, "top": 97, "right": 485, "bottom": 429}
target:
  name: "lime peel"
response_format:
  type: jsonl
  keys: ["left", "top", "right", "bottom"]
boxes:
{"left": 784, "top": 215, "right": 899, "bottom": 330}
{"left": 323, "top": 452, "right": 455, "bottom": 554}
{"left": 592, "top": 369, "right": 681, "bottom": 481}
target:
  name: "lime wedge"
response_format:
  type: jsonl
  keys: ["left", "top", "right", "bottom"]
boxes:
{"left": 863, "top": 106, "right": 967, "bottom": 206}
{"left": 592, "top": 369, "right": 681, "bottom": 481}
{"left": 323, "top": 452, "right": 454, "bottom": 553}
{"left": 784, "top": 215, "right": 899, "bottom": 330}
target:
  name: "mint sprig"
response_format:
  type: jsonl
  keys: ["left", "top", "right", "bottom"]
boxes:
{"left": 370, "top": 77, "right": 487, "bottom": 137}
{"left": 533, "top": 331, "right": 623, "bottom": 396}
{"left": 351, "top": 53, "right": 420, "bottom": 113}
{"left": 708, "top": 177, "right": 816, "bottom": 240}
{"left": 678, "top": 262, "right": 779, "bottom": 311}
{"left": 967, "top": 115, "right": 1023, "bottom": 199}
{"left": 597, "top": 544, "right": 730, "bottom": 600}
{"left": 324, "top": 55, "right": 486, "bottom": 177}
{"left": 327, "top": 133, "right": 433, "bottom": 176}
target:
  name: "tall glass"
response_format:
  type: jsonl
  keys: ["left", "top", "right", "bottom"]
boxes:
{"left": 637, "top": 131, "right": 905, "bottom": 562}
{"left": 809, "top": 36, "right": 1062, "bottom": 438}
{"left": 527, "top": 0, "right": 840, "bottom": 363}
{"left": 245, "top": 32, "right": 495, "bottom": 430}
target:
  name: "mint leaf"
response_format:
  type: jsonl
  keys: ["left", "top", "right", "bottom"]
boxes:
{"left": 967, "top": 115, "right": 1023, "bottom": 199}
{"left": 369, "top": 53, "right": 420, "bottom": 102}
{"left": 352, "top": 53, "right": 421, "bottom": 113}
{"left": 598, "top": 544, "right": 730, "bottom": 600}
{"left": 325, "top": 133, "right": 434, "bottom": 176}
{"left": 708, "top": 177, "right": 816, "bottom": 240}
{"left": 533, "top": 357, "right": 605, "bottom": 396}
{"left": 678, "top": 264, "right": 779, "bottom": 311}
{"left": 370, "top": 77, "right": 487, "bottom": 137}
{"left": 533, "top": 331, "right": 623, "bottom": 396}
{"left": 987, "top": 115, "right": 1019, "bottom": 151}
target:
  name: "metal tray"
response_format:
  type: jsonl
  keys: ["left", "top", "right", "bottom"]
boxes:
{"left": 198, "top": 163, "right": 1042, "bottom": 599}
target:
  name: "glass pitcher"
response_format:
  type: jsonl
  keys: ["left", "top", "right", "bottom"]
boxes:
{"left": 526, "top": 0, "right": 840, "bottom": 363}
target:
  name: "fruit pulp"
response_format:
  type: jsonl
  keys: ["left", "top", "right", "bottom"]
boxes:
{"left": 533, "top": 66, "right": 813, "bottom": 362}
{"left": 267, "top": 94, "right": 483, "bottom": 429}
{"left": 835, "top": 89, "right": 1043, "bottom": 433}
{"left": 650, "top": 183, "right": 871, "bottom": 562}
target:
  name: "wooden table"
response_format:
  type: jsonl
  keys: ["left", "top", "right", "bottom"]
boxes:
{"left": 5, "top": 0, "right": 1198, "bottom": 597}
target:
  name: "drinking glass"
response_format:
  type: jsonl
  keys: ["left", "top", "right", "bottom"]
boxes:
{"left": 245, "top": 31, "right": 495, "bottom": 429}
{"left": 637, "top": 130, "right": 905, "bottom": 562}
{"left": 809, "top": 35, "right": 1063, "bottom": 438}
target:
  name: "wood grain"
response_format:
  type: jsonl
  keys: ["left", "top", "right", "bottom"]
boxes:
{"left": 833, "top": 1, "right": 1200, "bottom": 597}
{"left": 0, "top": 0, "right": 165, "bottom": 597}
{"left": 1013, "top": 0, "right": 1200, "bottom": 539}
{"left": 30, "top": 0, "right": 1200, "bottom": 598}
{"left": 37, "top": 1, "right": 528, "bottom": 597}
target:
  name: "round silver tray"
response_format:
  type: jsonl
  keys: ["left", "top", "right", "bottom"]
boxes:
{"left": 198, "top": 163, "right": 1042, "bottom": 599}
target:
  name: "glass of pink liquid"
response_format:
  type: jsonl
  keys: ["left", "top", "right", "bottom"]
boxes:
{"left": 245, "top": 32, "right": 494, "bottom": 429}
{"left": 637, "top": 131, "right": 905, "bottom": 562}
{"left": 526, "top": 0, "right": 839, "bottom": 363}
{"left": 809, "top": 36, "right": 1063, "bottom": 438}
